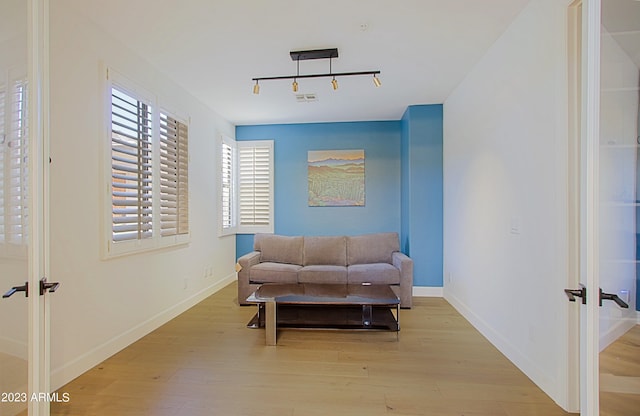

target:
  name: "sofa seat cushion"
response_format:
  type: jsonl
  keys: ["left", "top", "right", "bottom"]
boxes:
{"left": 347, "top": 263, "right": 400, "bottom": 285}
{"left": 347, "top": 232, "right": 400, "bottom": 265}
{"left": 250, "top": 262, "right": 301, "bottom": 284}
{"left": 298, "top": 265, "right": 347, "bottom": 284}
{"left": 303, "top": 236, "right": 347, "bottom": 266}
{"left": 254, "top": 234, "right": 304, "bottom": 265}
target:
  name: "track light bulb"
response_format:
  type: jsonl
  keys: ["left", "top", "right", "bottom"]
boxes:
{"left": 373, "top": 75, "right": 381, "bottom": 87}
{"left": 331, "top": 78, "right": 338, "bottom": 90}
{"left": 253, "top": 81, "right": 260, "bottom": 94}
{"left": 292, "top": 80, "right": 298, "bottom": 92}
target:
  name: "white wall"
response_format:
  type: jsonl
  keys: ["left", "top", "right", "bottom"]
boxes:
{"left": 443, "top": 0, "right": 572, "bottom": 409}
{"left": 49, "top": 2, "right": 236, "bottom": 389}
{"left": 598, "top": 25, "right": 639, "bottom": 347}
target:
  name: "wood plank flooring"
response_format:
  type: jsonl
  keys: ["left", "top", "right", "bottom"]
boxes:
{"left": 1, "top": 352, "right": 27, "bottom": 416}
{"left": 47, "top": 282, "right": 572, "bottom": 416}
{"left": 600, "top": 325, "right": 640, "bottom": 416}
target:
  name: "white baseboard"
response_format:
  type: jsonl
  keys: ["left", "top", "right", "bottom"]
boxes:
{"left": 443, "top": 291, "right": 558, "bottom": 406}
{"left": 50, "top": 273, "right": 236, "bottom": 391}
{"left": 413, "top": 286, "right": 444, "bottom": 297}
{"left": 599, "top": 316, "right": 637, "bottom": 352}
{"left": 637, "top": 310, "right": 640, "bottom": 324}
{"left": 0, "top": 336, "right": 27, "bottom": 361}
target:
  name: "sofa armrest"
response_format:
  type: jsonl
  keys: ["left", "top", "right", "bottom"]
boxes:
{"left": 392, "top": 251, "right": 413, "bottom": 308}
{"left": 237, "top": 251, "right": 261, "bottom": 305}
{"left": 237, "top": 251, "right": 261, "bottom": 271}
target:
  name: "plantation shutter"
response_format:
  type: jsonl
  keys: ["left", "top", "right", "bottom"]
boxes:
{"left": 221, "top": 140, "right": 233, "bottom": 230}
{"left": 110, "top": 86, "right": 153, "bottom": 242}
{"left": 0, "top": 81, "right": 29, "bottom": 245}
{"left": 9, "top": 81, "right": 28, "bottom": 244}
{"left": 159, "top": 113, "right": 189, "bottom": 236}
{"left": 238, "top": 142, "right": 272, "bottom": 228}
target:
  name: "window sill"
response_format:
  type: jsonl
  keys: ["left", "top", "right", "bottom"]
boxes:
{"left": 104, "top": 234, "right": 190, "bottom": 260}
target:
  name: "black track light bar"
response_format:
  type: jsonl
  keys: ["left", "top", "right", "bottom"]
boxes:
{"left": 290, "top": 48, "right": 339, "bottom": 61}
{"left": 252, "top": 48, "right": 381, "bottom": 94}
{"left": 252, "top": 70, "right": 380, "bottom": 82}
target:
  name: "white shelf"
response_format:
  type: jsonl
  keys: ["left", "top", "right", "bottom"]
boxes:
{"left": 602, "top": 201, "right": 640, "bottom": 207}
{"left": 601, "top": 86, "right": 640, "bottom": 93}
{"left": 601, "top": 259, "right": 640, "bottom": 264}
{"left": 600, "top": 143, "right": 640, "bottom": 148}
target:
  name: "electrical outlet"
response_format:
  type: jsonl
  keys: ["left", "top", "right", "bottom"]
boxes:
{"left": 203, "top": 265, "right": 213, "bottom": 278}
{"left": 183, "top": 278, "right": 188, "bottom": 290}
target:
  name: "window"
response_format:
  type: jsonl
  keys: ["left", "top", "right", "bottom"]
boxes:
{"left": 219, "top": 137, "right": 273, "bottom": 235}
{"left": 159, "top": 113, "right": 189, "bottom": 237}
{"left": 0, "top": 78, "right": 29, "bottom": 250}
{"left": 106, "top": 69, "right": 189, "bottom": 257}
{"left": 110, "top": 86, "right": 153, "bottom": 243}
{"left": 220, "top": 137, "right": 234, "bottom": 231}
{"left": 238, "top": 143, "right": 272, "bottom": 229}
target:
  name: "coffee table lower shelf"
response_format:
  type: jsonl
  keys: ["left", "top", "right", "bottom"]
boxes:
{"left": 246, "top": 283, "right": 400, "bottom": 345}
{"left": 247, "top": 304, "right": 399, "bottom": 331}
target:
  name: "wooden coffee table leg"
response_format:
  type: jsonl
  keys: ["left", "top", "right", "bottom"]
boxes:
{"left": 265, "top": 300, "right": 277, "bottom": 345}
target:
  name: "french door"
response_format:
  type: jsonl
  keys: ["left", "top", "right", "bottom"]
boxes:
{"left": 0, "top": 1, "right": 52, "bottom": 415}
{"left": 575, "top": 0, "right": 640, "bottom": 414}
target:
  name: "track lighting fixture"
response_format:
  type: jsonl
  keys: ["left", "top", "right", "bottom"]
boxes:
{"left": 251, "top": 48, "right": 381, "bottom": 94}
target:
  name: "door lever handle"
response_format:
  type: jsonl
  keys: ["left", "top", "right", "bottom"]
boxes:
{"left": 599, "top": 289, "right": 629, "bottom": 308}
{"left": 3, "top": 282, "right": 28, "bottom": 298}
{"left": 564, "top": 284, "right": 586, "bottom": 304}
{"left": 39, "top": 278, "right": 60, "bottom": 296}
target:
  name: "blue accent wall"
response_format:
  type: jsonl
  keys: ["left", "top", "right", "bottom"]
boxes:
{"left": 236, "top": 121, "right": 402, "bottom": 256}
{"left": 401, "top": 105, "right": 443, "bottom": 287}
{"left": 235, "top": 107, "right": 443, "bottom": 288}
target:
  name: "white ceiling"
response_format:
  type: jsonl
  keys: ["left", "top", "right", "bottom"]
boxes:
{"left": 63, "top": 0, "right": 535, "bottom": 125}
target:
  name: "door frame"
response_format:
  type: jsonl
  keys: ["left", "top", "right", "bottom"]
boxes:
{"left": 27, "top": 0, "right": 50, "bottom": 414}
{"left": 579, "top": 0, "right": 602, "bottom": 413}
{"left": 568, "top": 0, "right": 602, "bottom": 413}
{"left": 567, "top": 0, "right": 583, "bottom": 412}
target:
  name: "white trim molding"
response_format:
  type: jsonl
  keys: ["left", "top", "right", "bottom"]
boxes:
{"left": 413, "top": 286, "right": 444, "bottom": 297}
{"left": 50, "top": 273, "right": 236, "bottom": 391}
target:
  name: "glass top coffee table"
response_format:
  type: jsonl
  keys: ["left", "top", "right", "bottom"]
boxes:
{"left": 246, "top": 283, "right": 400, "bottom": 345}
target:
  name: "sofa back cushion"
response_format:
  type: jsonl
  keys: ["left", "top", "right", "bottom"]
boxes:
{"left": 254, "top": 234, "right": 303, "bottom": 265}
{"left": 347, "top": 232, "right": 400, "bottom": 265}
{"left": 303, "top": 236, "right": 347, "bottom": 266}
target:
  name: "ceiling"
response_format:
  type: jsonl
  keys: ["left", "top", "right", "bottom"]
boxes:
{"left": 3, "top": 0, "right": 635, "bottom": 126}
{"left": 61, "top": 0, "right": 538, "bottom": 125}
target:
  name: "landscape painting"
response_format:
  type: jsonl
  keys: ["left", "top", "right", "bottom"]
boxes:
{"left": 308, "top": 149, "right": 365, "bottom": 206}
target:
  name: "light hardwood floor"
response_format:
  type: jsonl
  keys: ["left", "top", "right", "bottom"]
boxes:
{"left": 48, "top": 282, "right": 572, "bottom": 416}
{"left": 600, "top": 325, "right": 640, "bottom": 416}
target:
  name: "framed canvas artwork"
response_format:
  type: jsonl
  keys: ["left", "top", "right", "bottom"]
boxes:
{"left": 308, "top": 149, "right": 365, "bottom": 206}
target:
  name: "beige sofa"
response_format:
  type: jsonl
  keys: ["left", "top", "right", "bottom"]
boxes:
{"left": 236, "top": 232, "right": 413, "bottom": 308}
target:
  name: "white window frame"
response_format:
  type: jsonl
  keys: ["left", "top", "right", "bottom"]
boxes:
{"left": 219, "top": 135, "right": 237, "bottom": 236}
{"left": 218, "top": 136, "right": 274, "bottom": 236}
{"left": 104, "top": 68, "right": 190, "bottom": 258}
